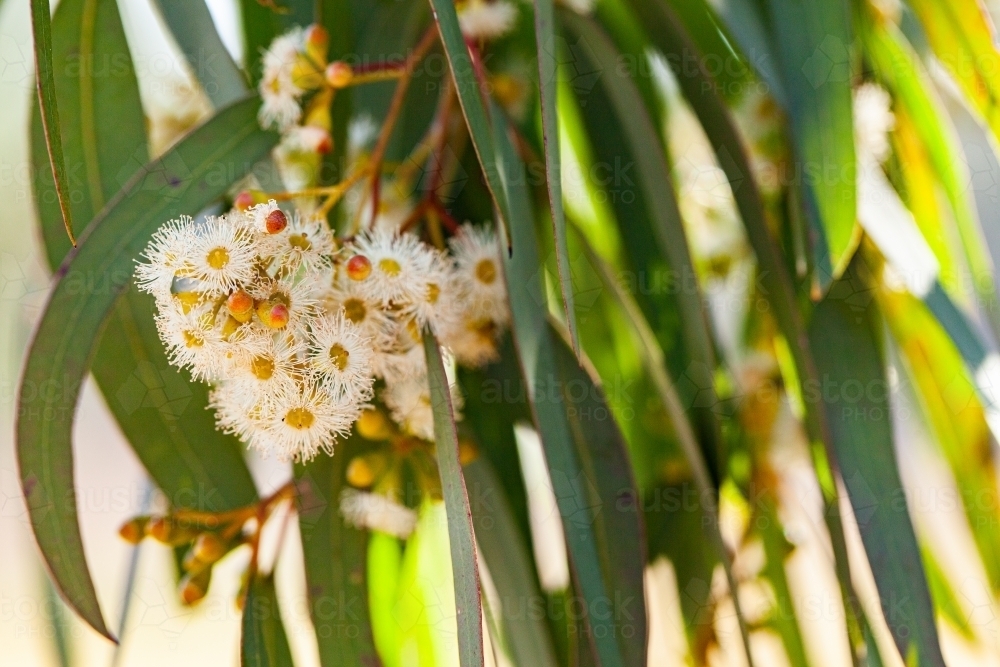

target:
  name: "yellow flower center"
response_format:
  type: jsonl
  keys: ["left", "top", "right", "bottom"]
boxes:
{"left": 475, "top": 259, "right": 497, "bottom": 284}
{"left": 329, "top": 343, "right": 349, "bottom": 371}
{"left": 285, "top": 407, "right": 315, "bottom": 430}
{"left": 183, "top": 331, "right": 204, "bottom": 348}
{"left": 289, "top": 234, "right": 311, "bottom": 251}
{"left": 426, "top": 283, "right": 441, "bottom": 304}
{"left": 206, "top": 247, "right": 230, "bottom": 270}
{"left": 378, "top": 258, "right": 402, "bottom": 276}
{"left": 251, "top": 355, "right": 275, "bottom": 380}
{"left": 343, "top": 298, "right": 367, "bottom": 323}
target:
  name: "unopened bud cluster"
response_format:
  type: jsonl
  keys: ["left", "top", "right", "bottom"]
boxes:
{"left": 135, "top": 201, "right": 509, "bottom": 460}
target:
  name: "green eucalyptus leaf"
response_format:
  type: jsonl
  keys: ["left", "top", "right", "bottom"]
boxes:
{"left": 294, "top": 438, "right": 380, "bottom": 667}
{"left": 465, "top": 457, "right": 559, "bottom": 667}
{"left": 241, "top": 576, "right": 294, "bottom": 667}
{"left": 534, "top": 0, "right": 578, "bottom": 355}
{"left": 496, "top": 107, "right": 646, "bottom": 667}
{"left": 424, "top": 332, "right": 485, "bottom": 667}
{"left": 19, "top": 97, "right": 276, "bottom": 643}
{"left": 29, "top": 0, "right": 260, "bottom": 512}
{"left": 765, "top": 0, "right": 857, "bottom": 286}
{"left": 809, "top": 259, "right": 945, "bottom": 667}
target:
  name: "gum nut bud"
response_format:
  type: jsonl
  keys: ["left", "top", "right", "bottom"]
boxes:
{"left": 346, "top": 254, "right": 372, "bottom": 281}
{"left": 357, "top": 409, "right": 392, "bottom": 440}
{"left": 326, "top": 61, "right": 353, "bottom": 88}
{"left": 306, "top": 24, "right": 329, "bottom": 58}
{"left": 458, "top": 439, "right": 478, "bottom": 465}
{"left": 265, "top": 208, "right": 288, "bottom": 234}
{"left": 234, "top": 191, "right": 255, "bottom": 211}
{"left": 119, "top": 517, "right": 148, "bottom": 544}
{"left": 182, "top": 547, "right": 202, "bottom": 572}
{"left": 257, "top": 300, "right": 290, "bottom": 329}
{"left": 193, "top": 533, "right": 227, "bottom": 563}
{"left": 146, "top": 516, "right": 171, "bottom": 543}
{"left": 179, "top": 569, "right": 211, "bottom": 606}
{"left": 227, "top": 289, "right": 254, "bottom": 321}
{"left": 346, "top": 457, "right": 376, "bottom": 488}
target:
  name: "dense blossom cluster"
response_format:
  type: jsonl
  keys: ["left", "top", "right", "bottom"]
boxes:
{"left": 136, "top": 201, "right": 509, "bottom": 461}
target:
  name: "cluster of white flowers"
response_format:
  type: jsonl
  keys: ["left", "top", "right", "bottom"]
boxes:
{"left": 136, "top": 201, "right": 510, "bottom": 461}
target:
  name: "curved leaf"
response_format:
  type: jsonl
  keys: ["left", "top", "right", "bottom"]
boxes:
{"left": 572, "top": 226, "right": 755, "bottom": 664}
{"left": 242, "top": 576, "right": 294, "bottom": 667}
{"left": 424, "top": 332, "right": 484, "bottom": 667}
{"left": 625, "top": 4, "right": 870, "bottom": 657}
{"left": 809, "top": 259, "right": 945, "bottom": 667}
{"left": 906, "top": 0, "right": 1000, "bottom": 148}
{"left": 18, "top": 97, "right": 277, "bottom": 640}
{"left": 30, "top": 0, "right": 259, "bottom": 515}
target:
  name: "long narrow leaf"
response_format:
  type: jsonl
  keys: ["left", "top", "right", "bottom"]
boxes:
{"left": 765, "top": 0, "right": 857, "bottom": 285}
{"left": 535, "top": 0, "right": 578, "bottom": 354}
{"left": 30, "top": 0, "right": 76, "bottom": 246}
{"left": 627, "top": 2, "right": 869, "bottom": 657}
{"left": 424, "top": 332, "right": 485, "bottom": 667}
{"left": 294, "top": 439, "right": 380, "bottom": 667}
{"left": 425, "top": 0, "right": 512, "bottom": 234}
{"left": 906, "top": 0, "right": 1000, "bottom": 148}
{"left": 809, "top": 259, "right": 945, "bottom": 667}
{"left": 496, "top": 110, "right": 645, "bottom": 667}
{"left": 560, "top": 11, "right": 725, "bottom": 478}
{"left": 465, "top": 457, "right": 559, "bottom": 667}
{"left": 18, "top": 98, "right": 277, "bottom": 640}
{"left": 241, "top": 576, "right": 295, "bottom": 667}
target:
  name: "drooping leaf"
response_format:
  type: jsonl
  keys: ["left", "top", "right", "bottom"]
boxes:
{"left": 627, "top": 5, "right": 867, "bottom": 656}
{"left": 464, "top": 457, "right": 559, "bottom": 667}
{"left": 30, "top": 0, "right": 76, "bottom": 247}
{"left": 294, "top": 437, "right": 380, "bottom": 667}
{"left": 534, "top": 0, "right": 578, "bottom": 354}
{"left": 151, "top": 0, "right": 249, "bottom": 107}
{"left": 424, "top": 332, "right": 485, "bottom": 667}
{"left": 19, "top": 97, "right": 277, "bottom": 640}
{"left": 425, "top": 0, "right": 512, "bottom": 234}
{"left": 764, "top": 0, "right": 857, "bottom": 285}
{"left": 496, "top": 109, "right": 645, "bottom": 667}
{"left": 241, "top": 576, "right": 294, "bottom": 667}
{"left": 560, "top": 11, "right": 725, "bottom": 480}
{"left": 572, "top": 225, "right": 755, "bottom": 664}
{"left": 809, "top": 258, "right": 945, "bottom": 667}
{"left": 30, "top": 0, "right": 260, "bottom": 517}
